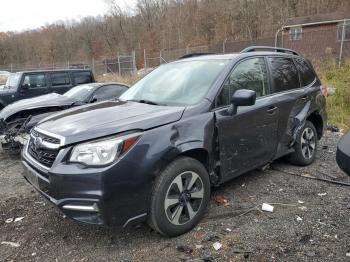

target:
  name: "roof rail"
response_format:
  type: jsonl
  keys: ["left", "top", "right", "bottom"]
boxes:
{"left": 178, "top": 52, "right": 216, "bottom": 59}
{"left": 240, "top": 46, "right": 299, "bottom": 56}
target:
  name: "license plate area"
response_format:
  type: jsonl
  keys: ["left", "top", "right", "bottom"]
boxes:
{"left": 24, "top": 166, "right": 40, "bottom": 188}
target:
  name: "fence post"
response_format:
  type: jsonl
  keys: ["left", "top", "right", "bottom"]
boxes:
{"left": 10, "top": 64, "right": 13, "bottom": 72}
{"left": 144, "top": 49, "right": 147, "bottom": 70}
{"left": 339, "top": 19, "right": 346, "bottom": 68}
{"left": 223, "top": 38, "right": 227, "bottom": 53}
{"left": 92, "top": 58, "right": 95, "bottom": 75}
{"left": 117, "top": 52, "right": 121, "bottom": 75}
{"left": 160, "top": 50, "right": 162, "bottom": 65}
{"left": 132, "top": 50, "right": 137, "bottom": 75}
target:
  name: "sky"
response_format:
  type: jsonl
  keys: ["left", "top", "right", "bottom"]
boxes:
{"left": 0, "top": 0, "right": 136, "bottom": 32}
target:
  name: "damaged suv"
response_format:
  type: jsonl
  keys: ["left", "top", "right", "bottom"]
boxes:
{"left": 22, "top": 47, "right": 326, "bottom": 237}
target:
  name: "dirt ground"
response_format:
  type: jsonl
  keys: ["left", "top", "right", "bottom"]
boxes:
{"left": 0, "top": 131, "right": 349, "bottom": 262}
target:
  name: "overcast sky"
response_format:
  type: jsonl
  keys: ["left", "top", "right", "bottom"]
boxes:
{"left": 0, "top": 0, "right": 136, "bottom": 32}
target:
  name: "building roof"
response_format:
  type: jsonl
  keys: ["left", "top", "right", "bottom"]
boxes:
{"left": 284, "top": 12, "right": 350, "bottom": 28}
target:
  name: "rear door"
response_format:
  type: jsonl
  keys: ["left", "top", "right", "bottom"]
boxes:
{"left": 214, "top": 57, "right": 279, "bottom": 181}
{"left": 267, "top": 56, "right": 310, "bottom": 158}
{"left": 19, "top": 73, "right": 49, "bottom": 99}
{"left": 49, "top": 72, "right": 73, "bottom": 94}
{"left": 72, "top": 71, "right": 94, "bottom": 86}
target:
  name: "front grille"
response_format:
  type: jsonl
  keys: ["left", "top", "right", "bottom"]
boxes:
{"left": 27, "top": 130, "right": 60, "bottom": 168}
{"left": 31, "top": 129, "right": 60, "bottom": 144}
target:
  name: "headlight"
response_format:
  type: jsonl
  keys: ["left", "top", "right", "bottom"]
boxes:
{"left": 69, "top": 132, "right": 141, "bottom": 166}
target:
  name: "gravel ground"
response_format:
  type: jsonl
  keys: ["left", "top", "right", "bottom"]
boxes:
{"left": 0, "top": 131, "right": 349, "bottom": 262}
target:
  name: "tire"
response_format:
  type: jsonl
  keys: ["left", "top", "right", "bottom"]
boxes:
{"left": 148, "top": 157, "right": 211, "bottom": 237}
{"left": 288, "top": 121, "right": 317, "bottom": 166}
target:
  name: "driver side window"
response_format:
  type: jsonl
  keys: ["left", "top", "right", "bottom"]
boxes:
{"left": 216, "top": 57, "right": 269, "bottom": 107}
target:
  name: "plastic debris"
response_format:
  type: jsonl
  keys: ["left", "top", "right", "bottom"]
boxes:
{"left": 317, "top": 193, "right": 327, "bottom": 197}
{"left": 212, "top": 242, "right": 222, "bottom": 251}
{"left": 14, "top": 217, "right": 24, "bottom": 222}
{"left": 195, "top": 245, "right": 203, "bottom": 249}
{"left": 176, "top": 245, "right": 193, "bottom": 254}
{"left": 346, "top": 253, "right": 350, "bottom": 257}
{"left": 298, "top": 200, "right": 304, "bottom": 204}
{"left": 213, "top": 195, "right": 228, "bottom": 205}
{"left": 5, "top": 218, "right": 13, "bottom": 223}
{"left": 299, "top": 206, "right": 308, "bottom": 211}
{"left": 1, "top": 241, "right": 20, "bottom": 247}
{"left": 261, "top": 203, "right": 274, "bottom": 212}
{"left": 222, "top": 228, "right": 232, "bottom": 233}
{"left": 296, "top": 216, "right": 303, "bottom": 221}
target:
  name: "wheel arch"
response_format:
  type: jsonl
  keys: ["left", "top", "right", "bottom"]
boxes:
{"left": 307, "top": 111, "right": 324, "bottom": 140}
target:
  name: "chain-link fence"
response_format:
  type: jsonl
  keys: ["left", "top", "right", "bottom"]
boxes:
{"left": 141, "top": 23, "right": 349, "bottom": 71}
{"left": 0, "top": 52, "right": 137, "bottom": 77}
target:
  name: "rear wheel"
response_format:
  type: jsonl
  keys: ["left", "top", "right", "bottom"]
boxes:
{"left": 148, "top": 157, "right": 210, "bottom": 237}
{"left": 288, "top": 121, "right": 317, "bottom": 166}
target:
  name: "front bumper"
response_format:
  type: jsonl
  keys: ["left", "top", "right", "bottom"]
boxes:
{"left": 21, "top": 143, "right": 151, "bottom": 227}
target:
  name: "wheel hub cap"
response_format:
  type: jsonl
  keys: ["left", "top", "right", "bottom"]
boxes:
{"left": 164, "top": 171, "right": 204, "bottom": 225}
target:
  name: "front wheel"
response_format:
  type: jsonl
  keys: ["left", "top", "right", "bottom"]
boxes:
{"left": 148, "top": 157, "right": 210, "bottom": 237}
{"left": 288, "top": 121, "right": 317, "bottom": 166}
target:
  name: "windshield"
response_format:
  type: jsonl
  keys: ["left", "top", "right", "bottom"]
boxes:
{"left": 120, "top": 59, "right": 229, "bottom": 106}
{"left": 5, "top": 73, "right": 21, "bottom": 89}
{"left": 64, "top": 84, "right": 95, "bottom": 101}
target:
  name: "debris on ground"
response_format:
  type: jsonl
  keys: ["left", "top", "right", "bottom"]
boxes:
{"left": 213, "top": 195, "right": 228, "bottom": 205}
{"left": 212, "top": 242, "right": 222, "bottom": 251}
{"left": 5, "top": 218, "right": 13, "bottom": 223}
{"left": 1, "top": 241, "right": 20, "bottom": 247}
{"left": 261, "top": 203, "right": 274, "bottom": 212}
{"left": 326, "top": 125, "right": 340, "bottom": 133}
{"left": 317, "top": 193, "right": 327, "bottom": 197}
{"left": 14, "top": 217, "right": 24, "bottom": 222}
{"left": 176, "top": 245, "right": 193, "bottom": 254}
{"left": 296, "top": 216, "right": 303, "bottom": 221}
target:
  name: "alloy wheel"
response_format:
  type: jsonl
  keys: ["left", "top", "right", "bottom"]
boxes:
{"left": 164, "top": 171, "right": 204, "bottom": 225}
{"left": 301, "top": 127, "right": 316, "bottom": 159}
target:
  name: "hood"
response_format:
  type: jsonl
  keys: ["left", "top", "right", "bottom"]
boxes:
{"left": 0, "top": 93, "right": 78, "bottom": 120}
{"left": 37, "top": 100, "right": 185, "bottom": 145}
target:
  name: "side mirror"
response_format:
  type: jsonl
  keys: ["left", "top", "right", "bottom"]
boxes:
{"left": 229, "top": 89, "right": 256, "bottom": 115}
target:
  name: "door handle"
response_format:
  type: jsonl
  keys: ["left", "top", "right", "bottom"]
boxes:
{"left": 266, "top": 106, "right": 278, "bottom": 114}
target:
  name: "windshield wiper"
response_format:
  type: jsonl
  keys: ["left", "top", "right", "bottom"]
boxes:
{"left": 128, "top": 99, "right": 167, "bottom": 106}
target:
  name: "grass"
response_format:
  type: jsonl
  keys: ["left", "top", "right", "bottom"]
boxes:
{"left": 318, "top": 62, "right": 350, "bottom": 129}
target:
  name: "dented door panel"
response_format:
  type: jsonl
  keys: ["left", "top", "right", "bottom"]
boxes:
{"left": 215, "top": 96, "right": 279, "bottom": 182}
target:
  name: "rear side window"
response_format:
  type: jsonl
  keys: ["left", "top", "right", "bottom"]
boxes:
{"left": 294, "top": 58, "right": 316, "bottom": 86}
{"left": 22, "top": 74, "right": 47, "bottom": 89}
{"left": 216, "top": 57, "right": 269, "bottom": 107}
{"left": 268, "top": 57, "right": 300, "bottom": 93}
{"left": 73, "top": 71, "right": 93, "bottom": 85}
{"left": 93, "top": 85, "right": 129, "bottom": 101}
{"left": 51, "top": 72, "right": 71, "bottom": 86}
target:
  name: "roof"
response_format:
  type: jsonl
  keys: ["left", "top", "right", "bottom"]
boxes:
{"left": 175, "top": 51, "right": 298, "bottom": 62}
{"left": 284, "top": 12, "right": 350, "bottom": 28}
{"left": 14, "top": 69, "right": 92, "bottom": 74}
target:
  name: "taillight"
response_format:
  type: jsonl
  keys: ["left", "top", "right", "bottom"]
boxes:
{"left": 320, "top": 85, "right": 328, "bottom": 97}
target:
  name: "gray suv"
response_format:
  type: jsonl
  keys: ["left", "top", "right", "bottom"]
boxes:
{"left": 21, "top": 47, "right": 327, "bottom": 237}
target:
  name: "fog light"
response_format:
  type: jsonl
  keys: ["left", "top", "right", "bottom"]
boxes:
{"left": 62, "top": 203, "right": 99, "bottom": 212}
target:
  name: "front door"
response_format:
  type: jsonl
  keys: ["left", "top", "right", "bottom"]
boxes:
{"left": 19, "top": 73, "right": 49, "bottom": 99}
{"left": 49, "top": 72, "right": 73, "bottom": 94}
{"left": 214, "top": 57, "right": 279, "bottom": 181}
